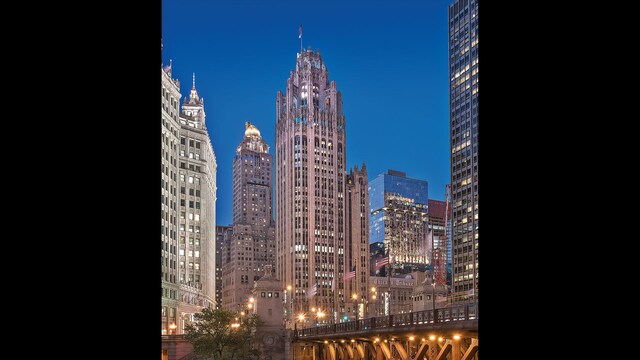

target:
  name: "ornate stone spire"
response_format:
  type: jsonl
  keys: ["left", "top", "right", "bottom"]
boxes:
{"left": 185, "top": 72, "right": 202, "bottom": 105}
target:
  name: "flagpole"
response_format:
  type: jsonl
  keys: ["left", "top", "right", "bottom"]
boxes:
{"left": 299, "top": 24, "right": 303, "bottom": 53}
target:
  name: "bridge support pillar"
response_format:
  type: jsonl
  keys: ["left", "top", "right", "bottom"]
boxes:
{"left": 391, "top": 340, "right": 408, "bottom": 360}
{"left": 435, "top": 340, "right": 452, "bottom": 360}
{"left": 451, "top": 338, "right": 461, "bottom": 360}
{"left": 428, "top": 339, "right": 439, "bottom": 360}
{"left": 414, "top": 341, "right": 430, "bottom": 360}
{"left": 336, "top": 343, "right": 346, "bottom": 360}
{"left": 461, "top": 339, "right": 478, "bottom": 360}
{"left": 328, "top": 342, "right": 336, "bottom": 360}
{"left": 356, "top": 342, "right": 366, "bottom": 359}
{"left": 379, "top": 342, "right": 392, "bottom": 359}
{"left": 342, "top": 342, "right": 354, "bottom": 359}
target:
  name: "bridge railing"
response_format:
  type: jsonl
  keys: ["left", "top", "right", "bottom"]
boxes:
{"left": 295, "top": 303, "right": 478, "bottom": 338}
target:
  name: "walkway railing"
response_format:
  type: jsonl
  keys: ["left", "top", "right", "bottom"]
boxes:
{"left": 296, "top": 303, "right": 478, "bottom": 338}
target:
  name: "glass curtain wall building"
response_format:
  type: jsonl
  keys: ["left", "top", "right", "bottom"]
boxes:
{"left": 369, "top": 170, "right": 428, "bottom": 273}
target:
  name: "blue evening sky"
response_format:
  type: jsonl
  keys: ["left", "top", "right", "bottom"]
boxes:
{"left": 162, "top": 0, "right": 452, "bottom": 226}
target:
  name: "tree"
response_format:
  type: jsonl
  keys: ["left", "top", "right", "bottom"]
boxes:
{"left": 184, "top": 308, "right": 262, "bottom": 360}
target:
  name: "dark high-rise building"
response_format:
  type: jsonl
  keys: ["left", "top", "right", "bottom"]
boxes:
{"left": 449, "top": 0, "right": 478, "bottom": 303}
{"left": 345, "top": 164, "right": 370, "bottom": 321}
{"left": 368, "top": 170, "right": 429, "bottom": 273}
{"left": 275, "top": 49, "right": 369, "bottom": 326}
{"left": 221, "top": 123, "right": 276, "bottom": 312}
{"left": 215, "top": 225, "right": 233, "bottom": 309}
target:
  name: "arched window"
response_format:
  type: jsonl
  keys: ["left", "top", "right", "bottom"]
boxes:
{"left": 300, "top": 84, "right": 308, "bottom": 106}
{"left": 312, "top": 84, "right": 319, "bottom": 107}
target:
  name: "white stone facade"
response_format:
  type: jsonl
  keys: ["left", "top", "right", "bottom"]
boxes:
{"left": 162, "top": 64, "right": 182, "bottom": 335}
{"left": 162, "top": 66, "right": 217, "bottom": 334}
{"left": 176, "top": 74, "right": 217, "bottom": 333}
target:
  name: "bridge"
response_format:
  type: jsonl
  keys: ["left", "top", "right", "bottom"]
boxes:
{"left": 291, "top": 303, "right": 478, "bottom": 360}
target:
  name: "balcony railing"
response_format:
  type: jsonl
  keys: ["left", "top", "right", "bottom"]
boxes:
{"left": 296, "top": 303, "right": 478, "bottom": 338}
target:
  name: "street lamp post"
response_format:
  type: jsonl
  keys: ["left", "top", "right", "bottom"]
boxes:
{"left": 370, "top": 287, "right": 377, "bottom": 317}
{"left": 316, "top": 309, "right": 325, "bottom": 327}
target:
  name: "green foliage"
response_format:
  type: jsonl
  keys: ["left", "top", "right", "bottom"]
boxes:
{"left": 184, "top": 308, "right": 263, "bottom": 360}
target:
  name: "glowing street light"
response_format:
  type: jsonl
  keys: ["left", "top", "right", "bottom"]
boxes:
{"left": 168, "top": 323, "right": 177, "bottom": 335}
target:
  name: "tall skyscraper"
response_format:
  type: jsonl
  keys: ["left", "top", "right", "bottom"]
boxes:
{"left": 215, "top": 225, "right": 233, "bottom": 309}
{"left": 162, "top": 63, "right": 181, "bottom": 335}
{"left": 345, "top": 164, "right": 370, "bottom": 320}
{"left": 368, "top": 170, "right": 429, "bottom": 273}
{"left": 276, "top": 49, "right": 368, "bottom": 325}
{"left": 449, "top": 0, "right": 478, "bottom": 303}
{"left": 221, "top": 122, "right": 276, "bottom": 312}
{"left": 176, "top": 73, "right": 217, "bottom": 332}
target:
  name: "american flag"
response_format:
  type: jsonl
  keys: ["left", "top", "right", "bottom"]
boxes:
{"left": 343, "top": 266, "right": 356, "bottom": 281}
{"left": 375, "top": 256, "right": 389, "bottom": 270}
{"left": 306, "top": 283, "right": 317, "bottom": 298}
